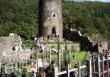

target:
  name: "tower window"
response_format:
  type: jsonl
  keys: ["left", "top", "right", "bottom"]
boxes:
{"left": 53, "top": 13, "right": 56, "bottom": 17}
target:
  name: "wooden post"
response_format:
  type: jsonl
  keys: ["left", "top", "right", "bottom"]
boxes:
{"left": 107, "top": 53, "right": 109, "bottom": 77}
{"left": 92, "top": 54, "right": 95, "bottom": 73}
{"left": 87, "top": 57, "right": 92, "bottom": 77}
{"left": 102, "top": 55, "right": 104, "bottom": 77}
{"left": 78, "top": 61, "right": 81, "bottom": 77}
{"left": 57, "top": 38, "right": 60, "bottom": 70}
{"left": 1, "top": 65, "right": 5, "bottom": 77}
{"left": 42, "top": 49, "right": 44, "bottom": 67}
{"left": 67, "top": 64, "right": 70, "bottom": 77}
{"left": 49, "top": 49, "right": 51, "bottom": 64}
{"left": 97, "top": 56, "right": 101, "bottom": 77}
{"left": 36, "top": 47, "right": 39, "bottom": 72}
{"left": 54, "top": 66, "right": 58, "bottom": 77}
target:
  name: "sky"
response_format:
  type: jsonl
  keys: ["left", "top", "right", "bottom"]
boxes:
{"left": 66, "top": 0, "right": 110, "bottom": 2}
{"left": 98, "top": 0, "right": 110, "bottom": 2}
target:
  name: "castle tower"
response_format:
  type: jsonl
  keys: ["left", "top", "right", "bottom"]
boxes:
{"left": 39, "top": 0, "right": 63, "bottom": 38}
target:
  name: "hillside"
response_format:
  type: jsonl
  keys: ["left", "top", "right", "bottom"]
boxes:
{"left": 63, "top": 2, "right": 110, "bottom": 42}
{"left": 0, "top": 0, "right": 110, "bottom": 41}
{"left": 0, "top": 0, "right": 38, "bottom": 39}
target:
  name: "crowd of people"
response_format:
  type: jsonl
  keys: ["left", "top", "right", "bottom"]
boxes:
{"left": 8, "top": 34, "right": 60, "bottom": 77}
{"left": 0, "top": 61, "right": 55, "bottom": 77}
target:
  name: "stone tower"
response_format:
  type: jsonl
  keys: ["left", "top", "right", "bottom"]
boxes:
{"left": 39, "top": 0, "right": 63, "bottom": 38}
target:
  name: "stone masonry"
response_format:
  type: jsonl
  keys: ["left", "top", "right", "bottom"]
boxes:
{"left": 0, "top": 33, "right": 32, "bottom": 61}
{"left": 39, "top": 0, "right": 63, "bottom": 38}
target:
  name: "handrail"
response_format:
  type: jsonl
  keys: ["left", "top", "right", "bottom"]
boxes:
{"left": 57, "top": 65, "right": 86, "bottom": 76}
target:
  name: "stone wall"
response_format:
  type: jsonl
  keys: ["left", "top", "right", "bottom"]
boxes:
{"left": 0, "top": 33, "right": 22, "bottom": 53}
{"left": 63, "top": 29, "right": 81, "bottom": 42}
{"left": 43, "top": 41, "right": 80, "bottom": 52}
{"left": 6, "top": 50, "right": 32, "bottom": 61}
{"left": 63, "top": 29, "right": 92, "bottom": 51}
{"left": 0, "top": 33, "right": 32, "bottom": 61}
{"left": 39, "top": 0, "right": 63, "bottom": 38}
{"left": 63, "top": 29, "right": 108, "bottom": 52}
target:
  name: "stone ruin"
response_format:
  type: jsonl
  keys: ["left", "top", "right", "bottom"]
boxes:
{"left": 63, "top": 28, "right": 108, "bottom": 53}
{"left": 0, "top": 33, "right": 32, "bottom": 62}
{"left": 39, "top": 0, "right": 63, "bottom": 38}
{"left": 0, "top": 33, "right": 22, "bottom": 52}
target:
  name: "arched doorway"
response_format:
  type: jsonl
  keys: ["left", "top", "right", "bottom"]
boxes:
{"left": 52, "top": 27, "right": 56, "bottom": 35}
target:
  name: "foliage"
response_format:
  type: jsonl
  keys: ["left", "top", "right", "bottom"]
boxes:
{"left": 22, "top": 39, "right": 35, "bottom": 48}
{"left": 0, "top": 0, "right": 38, "bottom": 39}
{"left": 31, "top": 52, "right": 38, "bottom": 59}
{"left": 63, "top": 2, "right": 110, "bottom": 40}
{"left": 70, "top": 51, "right": 87, "bottom": 67}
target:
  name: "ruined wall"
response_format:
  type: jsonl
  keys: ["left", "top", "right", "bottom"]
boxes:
{"left": 0, "top": 33, "right": 32, "bottom": 61}
{"left": 63, "top": 29, "right": 92, "bottom": 51}
{"left": 63, "top": 29, "right": 81, "bottom": 42}
{"left": 63, "top": 29, "right": 108, "bottom": 52}
{"left": 45, "top": 42, "right": 80, "bottom": 52}
{"left": 6, "top": 50, "right": 32, "bottom": 61}
{"left": 0, "top": 33, "right": 22, "bottom": 54}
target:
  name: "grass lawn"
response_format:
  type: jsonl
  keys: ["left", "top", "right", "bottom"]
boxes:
{"left": 70, "top": 51, "right": 87, "bottom": 68}
{"left": 73, "top": 51, "right": 87, "bottom": 61}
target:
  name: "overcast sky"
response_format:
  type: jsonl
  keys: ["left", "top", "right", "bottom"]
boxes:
{"left": 99, "top": 0, "right": 110, "bottom": 2}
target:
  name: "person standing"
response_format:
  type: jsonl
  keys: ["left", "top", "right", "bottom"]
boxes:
{"left": 38, "top": 67, "right": 46, "bottom": 77}
{"left": 31, "top": 71, "right": 37, "bottom": 77}
{"left": 45, "top": 61, "right": 55, "bottom": 77}
{"left": 29, "top": 62, "right": 37, "bottom": 77}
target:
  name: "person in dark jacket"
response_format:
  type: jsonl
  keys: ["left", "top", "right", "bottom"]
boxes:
{"left": 45, "top": 61, "right": 55, "bottom": 77}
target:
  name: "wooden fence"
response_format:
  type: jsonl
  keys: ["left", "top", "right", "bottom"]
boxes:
{"left": 54, "top": 53, "right": 110, "bottom": 77}
{"left": 1, "top": 52, "right": 110, "bottom": 77}
{"left": 54, "top": 62, "right": 86, "bottom": 77}
{"left": 87, "top": 53, "right": 110, "bottom": 77}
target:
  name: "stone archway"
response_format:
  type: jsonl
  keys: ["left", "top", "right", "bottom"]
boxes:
{"left": 52, "top": 27, "right": 56, "bottom": 35}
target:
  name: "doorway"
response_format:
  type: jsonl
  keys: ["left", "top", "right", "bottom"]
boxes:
{"left": 52, "top": 27, "right": 56, "bottom": 35}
